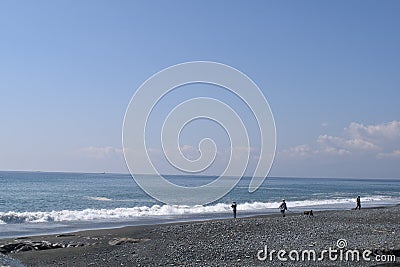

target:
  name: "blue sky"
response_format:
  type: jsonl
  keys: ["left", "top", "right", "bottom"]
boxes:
{"left": 0, "top": 1, "right": 399, "bottom": 178}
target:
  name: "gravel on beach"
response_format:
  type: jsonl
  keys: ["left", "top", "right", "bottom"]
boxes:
{"left": 1, "top": 206, "right": 399, "bottom": 267}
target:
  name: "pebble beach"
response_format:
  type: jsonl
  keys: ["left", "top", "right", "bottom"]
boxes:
{"left": 1, "top": 206, "right": 399, "bottom": 267}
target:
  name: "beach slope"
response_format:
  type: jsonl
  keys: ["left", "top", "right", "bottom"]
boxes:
{"left": 1, "top": 206, "right": 399, "bottom": 266}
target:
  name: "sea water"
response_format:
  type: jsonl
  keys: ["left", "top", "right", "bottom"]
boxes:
{"left": 0, "top": 171, "right": 399, "bottom": 239}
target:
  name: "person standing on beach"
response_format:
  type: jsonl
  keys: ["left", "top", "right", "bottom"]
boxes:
{"left": 231, "top": 202, "right": 237, "bottom": 218}
{"left": 279, "top": 199, "right": 287, "bottom": 217}
{"left": 355, "top": 196, "right": 361, "bottom": 210}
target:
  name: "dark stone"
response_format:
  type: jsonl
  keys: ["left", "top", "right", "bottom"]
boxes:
{"left": 56, "top": 234, "right": 76, "bottom": 237}
{"left": 0, "top": 240, "right": 85, "bottom": 254}
{"left": 15, "top": 245, "right": 34, "bottom": 253}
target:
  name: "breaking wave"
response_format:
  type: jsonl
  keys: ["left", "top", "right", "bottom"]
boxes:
{"left": 0, "top": 196, "right": 397, "bottom": 224}
{"left": 84, "top": 196, "right": 113, "bottom": 201}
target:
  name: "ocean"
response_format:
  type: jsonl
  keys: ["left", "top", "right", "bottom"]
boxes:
{"left": 0, "top": 171, "right": 399, "bottom": 239}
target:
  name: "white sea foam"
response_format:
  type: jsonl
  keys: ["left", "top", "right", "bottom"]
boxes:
{"left": 85, "top": 196, "right": 113, "bottom": 201}
{"left": 0, "top": 196, "right": 397, "bottom": 224}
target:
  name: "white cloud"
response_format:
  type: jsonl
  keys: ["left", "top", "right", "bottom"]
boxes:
{"left": 378, "top": 150, "right": 400, "bottom": 159}
{"left": 346, "top": 121, "right": 400, "bottom": 140}
{"left": 317, "top": 134, "right": 378, "bottom": 151}
{"left": 180, "top": 145, "right": 195, "bottom": 152}
{"left": 345, "top": 138, "right": 379, "bottom": 150}
{"left": 279, "top": 144, "right": 312, "bottom": 158}
{"left": 279, "top": 142, "right": 351, "bottom": 158}
{"left": 280, "top": 121, "right": 400, "bottom": 159}
{"left": 80, "top": 146, "right": 123, "bottom": 159}
{"left": 320, "top": 146, "right": 350, "bottom": 156}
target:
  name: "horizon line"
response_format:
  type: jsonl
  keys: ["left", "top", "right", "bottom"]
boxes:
{"left": 0, "top": 169, "right": 399, "bottom": 180}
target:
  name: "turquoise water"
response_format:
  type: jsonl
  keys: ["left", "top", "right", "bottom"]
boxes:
{"left": 0, "top": 171, "right": 399, "bottom": 238}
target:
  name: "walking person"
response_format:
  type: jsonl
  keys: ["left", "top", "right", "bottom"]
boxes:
{"left": 355, "top": 195, "right": 361, "bottom": 210}
{"left": 279, "top": 199, "right": 287, "bottom": 217}
{"left": 231, "top": 201, "right": 237, "bottom": 218}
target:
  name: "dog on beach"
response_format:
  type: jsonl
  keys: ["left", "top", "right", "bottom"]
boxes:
{"left": 303, "top": 210, "right": 314, "bottom": 217}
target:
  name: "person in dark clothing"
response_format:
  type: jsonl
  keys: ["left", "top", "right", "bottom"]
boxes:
{"left": 355, "top": 196, "right": 361, "bottom": 210}
{"left": 231, "top": 202, "right": 237, "bottom": 218}
{"left": 279, "top": 199, "right": 287, "bottom": 217}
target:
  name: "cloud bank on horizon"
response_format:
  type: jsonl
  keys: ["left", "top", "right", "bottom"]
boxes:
{"left": 77, "top": 120, "right": 400, "bottom": 178}
{"left": 275, "top": 121, "right": 400, "bottom": 178}
{"left": 281, "top": 121, "right": 400, "bottom": 159}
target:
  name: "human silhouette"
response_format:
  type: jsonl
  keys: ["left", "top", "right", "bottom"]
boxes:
{"left": 279, "top": 199, "right": 287, "bottom": 217}
{"left": 355, "top": 196, "right": 361, "bottom": 210}
{"left": 231, "top": 202, "right": 237, "bottom": 218}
